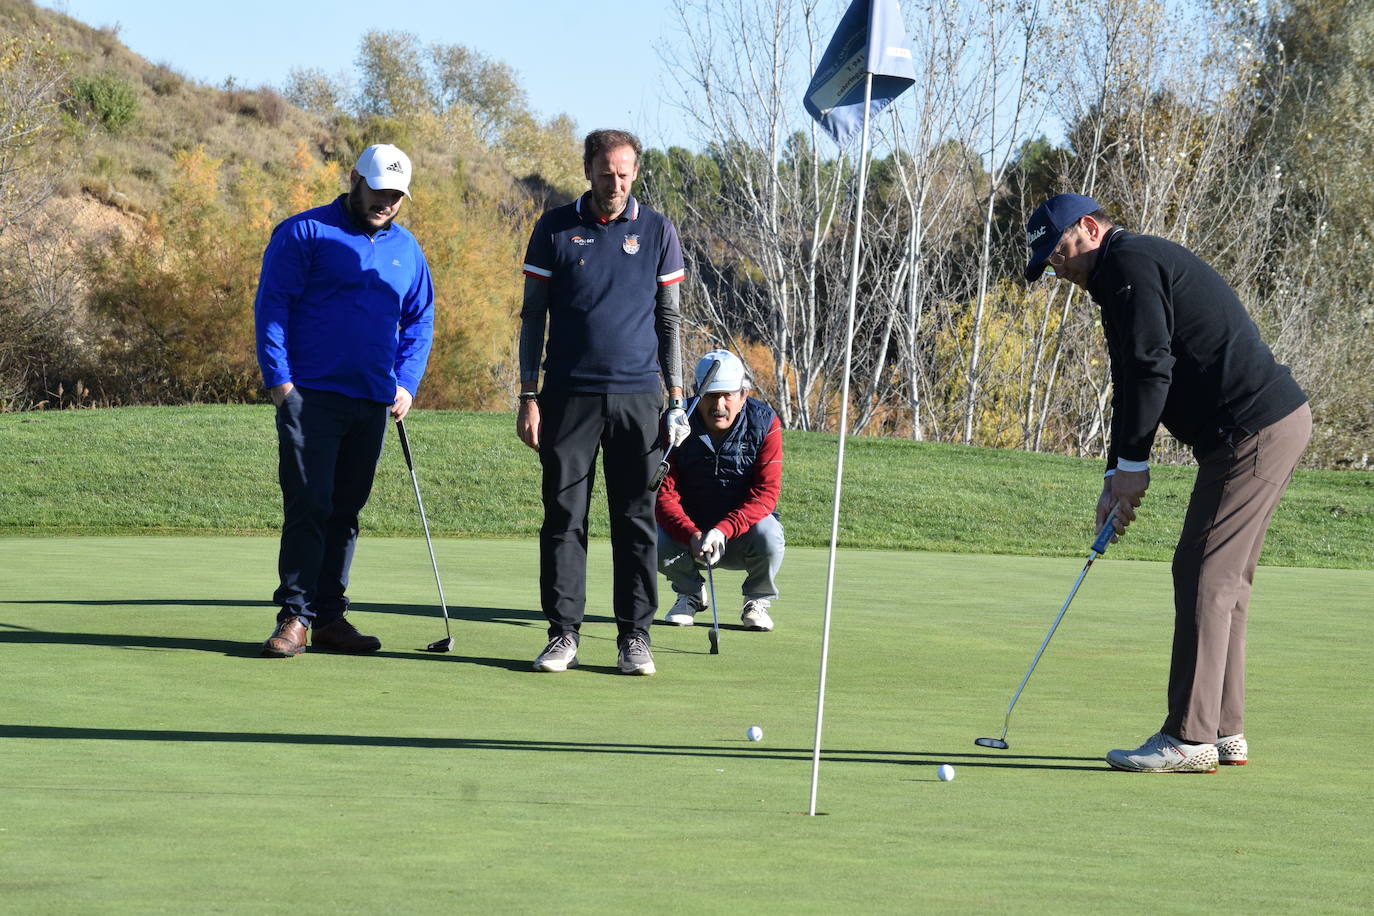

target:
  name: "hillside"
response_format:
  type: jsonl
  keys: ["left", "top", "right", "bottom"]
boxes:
{"left": 2, "top": 0, "right": 1369, "bottom": 469}
{"left": 1, "top": 0, "right": 581, "bottom": 413}
{"left": 3, "top": 0, "right": 331, "bottom": 216}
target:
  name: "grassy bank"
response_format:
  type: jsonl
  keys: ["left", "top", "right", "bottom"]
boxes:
{"left": 1, "top": 405, "right": 1369, "bottom": 567}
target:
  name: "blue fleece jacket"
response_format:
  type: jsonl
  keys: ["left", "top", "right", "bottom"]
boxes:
{"left": 254, "top": 196, "right": 435, "bottom": 403}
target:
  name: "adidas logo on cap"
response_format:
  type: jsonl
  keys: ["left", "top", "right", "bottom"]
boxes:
{"left": 354, "top": 143, "right": 413, "bottom": 198}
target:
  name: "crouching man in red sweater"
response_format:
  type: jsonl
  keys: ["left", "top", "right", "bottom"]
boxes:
{"left": 656, "top": 349, "right": 785, "bottom": 631}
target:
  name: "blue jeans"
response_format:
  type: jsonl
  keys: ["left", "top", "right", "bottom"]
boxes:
{"left": 658, "top": 514, "right": 785, "bottom": 601}
{"left": 272, "top": 386, "right": 388, "bottom": 627}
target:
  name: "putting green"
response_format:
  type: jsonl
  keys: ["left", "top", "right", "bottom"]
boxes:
{"left": 1, "top": 537, "right": 1370, "bottom": 912}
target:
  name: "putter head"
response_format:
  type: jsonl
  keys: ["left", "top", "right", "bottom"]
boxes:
{"left": 708, "top": 628, "right": 719, "bottom": 655}
{"left": 974, "top": 737, "right": 1010, "bottom": 750}
{"left": 648, "top": 461, "right": 668, "bottom": 491}
{"left": 423, "top": 637, "right": 454, "bottom": 653}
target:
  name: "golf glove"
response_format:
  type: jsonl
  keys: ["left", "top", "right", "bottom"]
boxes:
{"left": 699, "top": 528, "right": 725, "bottom": 566}
{"left": 664, "top": 407, "right": 690, "bottom": 448}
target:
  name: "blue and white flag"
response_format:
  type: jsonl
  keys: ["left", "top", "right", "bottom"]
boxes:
{"left": 803, "top": 0, "right": 916, "bottom": 148}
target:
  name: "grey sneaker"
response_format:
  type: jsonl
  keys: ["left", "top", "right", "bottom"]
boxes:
{"left": 1106, "top": 732, "right": 1218, "bottom": 773}
{"left": 741, "top": 598, "right": 774, "bottom": 631}
{"left": 617, "top": 635, "right": 656, "bottom": 676}
{"left": 664, "top": 586, "right": 707, "bottom": 626}
{"left": 1216, "top": 733, "right": 1248, "bottom": 765}
{"left": 533, "top": 634, "right": 579, "bottom": 672}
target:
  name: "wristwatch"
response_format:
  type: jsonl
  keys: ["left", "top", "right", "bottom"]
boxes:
{"left": 518, "top": 392, "right": 538, "bottom": 402}
{"left": 667, "top": 397, "right": 685, "bottom": 411}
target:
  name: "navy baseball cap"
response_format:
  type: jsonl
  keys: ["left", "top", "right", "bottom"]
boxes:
{"left": 1024, "top": 193, "right": 1099, "bottom": 281}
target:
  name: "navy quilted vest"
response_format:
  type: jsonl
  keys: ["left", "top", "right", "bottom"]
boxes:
{"left": 675, "top": 397, "right": 777, "bottom": 526}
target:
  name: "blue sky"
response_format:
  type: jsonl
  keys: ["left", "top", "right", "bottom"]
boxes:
{"left": 40, "top": 0, "right": 694, "bottom": 149}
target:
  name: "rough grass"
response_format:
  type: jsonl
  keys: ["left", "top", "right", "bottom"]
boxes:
{"left": 1, "top": 405, "right": 1370, "bottom": 568}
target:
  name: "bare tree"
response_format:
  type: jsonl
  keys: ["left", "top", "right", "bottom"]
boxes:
{"left": 661, "top": 0, "right": 863, "bottom": 431}
{"left": 0, "top": 28, "right": 84, "bottom": 410}
{"left": 954, "top": 0, "right": 1050, "bottom": 445}
{"left": 0, "top": 28, "right": 68, "bottom": 231}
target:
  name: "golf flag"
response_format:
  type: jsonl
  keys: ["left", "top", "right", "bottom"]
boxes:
{"left": 803, "top": 0, "right": 917, "bottom": 147}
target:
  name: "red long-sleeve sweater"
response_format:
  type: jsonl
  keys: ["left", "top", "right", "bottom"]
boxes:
{"left": 655, "top": 414, "right": 782, "bottom": 542}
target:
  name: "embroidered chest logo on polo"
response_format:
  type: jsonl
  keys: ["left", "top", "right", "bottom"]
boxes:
{"left": 622, "top": 234, "right": 640, "bottom": 255}
{"left": 570, "top": 235, "right": 594, "bottom": 246}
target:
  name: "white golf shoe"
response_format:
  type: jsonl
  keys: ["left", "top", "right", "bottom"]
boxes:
{"left": 740, "top": 598, "right": 774, "bottom": 631}
{"left": 1216, "top": 733, "right": 1248, "bottom": 766}
{"left": 1106, "top": 732, "right": 1218, "bottom": 773}
{"left": 533, "top": 634, "right": 579, "bottom": 672}
{"left": 664, "top": 587, "right": 707, "bottom": 626}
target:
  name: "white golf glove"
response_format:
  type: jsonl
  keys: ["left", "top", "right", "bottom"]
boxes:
{"left": 664, "top": 407, "right": 690, "bottom": 448}
{"left": 699, "top": 528, "right": 725, "bottom": 566}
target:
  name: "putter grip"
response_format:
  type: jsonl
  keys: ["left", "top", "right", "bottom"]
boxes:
{"left": 650, "top": 358, "right": 724, "bottom": 493}
{"left": 395, "top": 419, "right": 415, "bottom": 469}
{"left": 649, "top": 462, "right": 668, "bottom": 491}
{"left": 1091, "top": 510, "right": 1117, "bottom": 554}
{"left": 696, "top": 358, "right": 722, "bottom": 394}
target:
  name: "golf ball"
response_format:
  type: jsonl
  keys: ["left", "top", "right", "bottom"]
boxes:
{"left": 937, "top": 764, "right": 956, "bottom": 782}
{"left": 746, "top": 726, "right": 763, "bottom": 742}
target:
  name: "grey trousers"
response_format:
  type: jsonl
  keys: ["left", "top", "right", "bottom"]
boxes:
{"left": 659, "top": 514, "right": 786, "bottom": 602}
{"left": 1163, "top": 402, "right": 1311, "bottom": 744}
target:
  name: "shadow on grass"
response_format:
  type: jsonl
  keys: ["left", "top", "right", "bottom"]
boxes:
{"left": 652, "top": 619, "right": 758, "bottom": 632}
{"left": 0, "top": 624, "right": 534, "bottom": 671}
{"left": 0, "top": 724, "right": 1107, "bottom": 771}
{"left": 0, "top": 598, "right": 550, "bottom": 626}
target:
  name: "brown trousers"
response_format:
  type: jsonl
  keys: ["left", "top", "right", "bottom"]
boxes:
{"left": 1163, "top": 402, "right": 1311, "bottom": 743}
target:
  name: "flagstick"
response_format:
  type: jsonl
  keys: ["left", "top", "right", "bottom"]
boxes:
{"left": 808, "top": 72, "right": 874, "bottom": 817}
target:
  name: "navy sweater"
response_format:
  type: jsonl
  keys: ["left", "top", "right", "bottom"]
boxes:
{"left": 1087, "top": 229, "right": 1307, "bottom": 465}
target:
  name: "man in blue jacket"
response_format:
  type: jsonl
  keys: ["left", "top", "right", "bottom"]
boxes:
{"left": 255, "top": 143, "right": 435, "bottom": 657}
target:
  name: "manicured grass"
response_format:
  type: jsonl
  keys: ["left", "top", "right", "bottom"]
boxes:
{"left": 1, "top": 537, "right": 1370, "bottom": 912}
{"left": 2, "top": 406, "right": 1370, "bottom": 567}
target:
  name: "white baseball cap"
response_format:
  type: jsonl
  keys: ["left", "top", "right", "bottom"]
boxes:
{"left": 354, "top": 143, "right": 412, "bottom": 198}
{"left": 694, "top": 349, "right": 749, "bottom": 394}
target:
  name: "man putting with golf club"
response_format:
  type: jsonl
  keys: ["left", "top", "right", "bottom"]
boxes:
{"left": 517, "top": 129, "right": 686, "bottom": 676}
{"left": 1025, "top": 193, "right": 1310, "bottom": 773}
{"left": 656, "top": 350, "right": 785, "bottom": 635}
{"left": 255, "top": 143, "right": 435, "bottom": 657}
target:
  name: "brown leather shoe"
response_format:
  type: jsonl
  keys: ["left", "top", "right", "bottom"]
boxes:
{"left": 311, "top": 617, "right": 382, "bottom": 653}
{"left": 262, "top": 616, "right": 307, "bottom": 657}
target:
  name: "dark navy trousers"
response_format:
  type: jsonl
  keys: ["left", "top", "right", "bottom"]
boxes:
{"left": 272, "top": 386, "right": 388, "bottom": 626}
{"left": 537, "top": 391, "right": 661, "bottom": 647}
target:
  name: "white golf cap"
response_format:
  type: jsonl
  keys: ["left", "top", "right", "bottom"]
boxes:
{"left": 694, "top": 349, "right": 748, "bottom": 394}
{"left": 354, "top": 143, "right": 412, "bottom": 198}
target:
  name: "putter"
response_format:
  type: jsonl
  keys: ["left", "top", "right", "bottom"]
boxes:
{"left": 395, "top": 417, "right": 454, "bottom": 653}
{"left": 705, "top": 555, "right": 720, "bottom": 655}
{"left": 975, "top": 505, "right": 1120, "bottom": 750}
{"left": 649, "top": 358, "right": 723, "bottom": 491}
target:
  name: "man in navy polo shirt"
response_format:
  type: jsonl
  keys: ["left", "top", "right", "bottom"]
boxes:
{"left": 255, "top": 143, "right": 435, "bottom": 657}
{"left": 517, "top": 128, "right": 687, "bottom": 676}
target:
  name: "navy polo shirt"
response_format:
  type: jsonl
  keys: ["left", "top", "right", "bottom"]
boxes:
{"left": 522, "top": 193, "right": 684, "bottom": 393}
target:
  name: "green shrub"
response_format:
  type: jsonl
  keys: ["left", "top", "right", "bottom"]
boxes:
{"left": 67, "top": 73, "right": 139, "bottom": 132}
